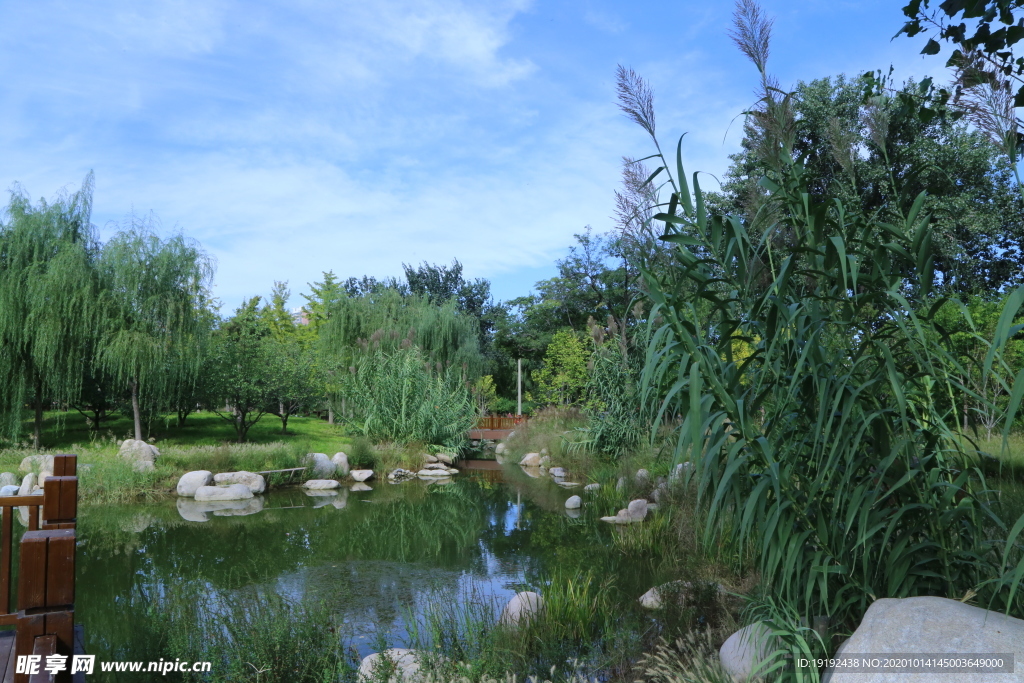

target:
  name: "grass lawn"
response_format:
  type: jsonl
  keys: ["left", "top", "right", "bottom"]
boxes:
{"left": 22, "top": 409, "right": 349, "bottom": 454}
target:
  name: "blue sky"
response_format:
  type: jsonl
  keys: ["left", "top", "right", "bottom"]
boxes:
{"left": 0, "top": 0, "right": 941, "bottom": 312}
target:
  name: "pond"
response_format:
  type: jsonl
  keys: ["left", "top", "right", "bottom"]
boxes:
{"left": 70, "top": 462, "right": 673, "bottom": 671}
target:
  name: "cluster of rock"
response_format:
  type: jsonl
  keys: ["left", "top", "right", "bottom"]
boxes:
{"left": 117, "top": 439, "right": 160, "bottom": 472}
{"left": 600, "top": 499, "right": 649, "bottom": 524}
{"left": 0, "top": 454, "right": 66, "bottom": 498}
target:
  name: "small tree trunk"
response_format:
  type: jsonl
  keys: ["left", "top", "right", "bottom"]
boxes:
{"left": 130, "top": 378, "right": 143, "bottom": 441}
{"left": 280, "top": 401, "right": 288, "bottom": 434}
{"left": 328, "top": 406, "right": 334, "bottom": 425}
{"left": 33, "top": 374, "right": 44, "bottom": 450}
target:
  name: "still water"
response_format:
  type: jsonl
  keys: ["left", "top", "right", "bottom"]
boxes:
{"left": 71, "top": 463, "right": 660, "bottom": 663}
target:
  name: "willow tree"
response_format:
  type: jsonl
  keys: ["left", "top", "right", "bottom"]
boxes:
{"left": 318, "top": 287, "right": 483, "bottom": 420}
{"left": 96, "top": 218, "right": 214, "bottom": 441}
{"left": 0, "top": 174, "right": 99, "bottom": 447}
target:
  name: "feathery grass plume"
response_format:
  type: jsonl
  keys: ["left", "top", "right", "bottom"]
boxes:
{"left": 951, "top": 48, "right": 1023, "bottom": 182}
{"left": 617, "top": 65, "right": 656, "bottom": 139}
{"left": 729, "top": 0, "right": 773, "bottom": 76}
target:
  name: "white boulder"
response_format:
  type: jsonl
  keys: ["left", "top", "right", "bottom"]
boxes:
{"left": 601, "top": 499, "right": 648, "bottom": 524}
{"left": 435, "top": 453, "right": 454, "bottom": 465}
{"left": 634, "top": 469, "right": 651, "bottom": 487}
{"left": 519, "top": 453, "right": 542, "bottom": 467}
{"left": 213, "top": 471, "right": 266, "bottom": 494}
{"left": 302, "top": 479, "right": 340, "bottom": 490}
{"left": 331, "top": 452, "right": 350, "bottom": 476}
{"left": 19, "top": 455, "right": 54, "bottom": 474}
{"left": 357, "top": 648, "right": 445, "bottom": 683}
{"left": 0, "top": 473, "right": 16, "bottom": 488}
{"left": 176, "top": 471, "right": 213, "bottom": 497}
{"left": 499, "top": 591, "right": 544, "bottom": 626}
{"left": 720, "top": 623, "right": 774, "bottom": 682}
{"left": 422, "top": 453, "right": 438, "bottom": 464}
{"left": 303, "top": 453, "right": 335, "bottom": 477}
{"left": 351, "top": 469, "right": 374, "bottom": 482}
{"left": 565, "top": 495, "right": 581, "bottom": 509}
{"left": 18, "top": 473, "right": 35, "bottom": 497}
{"left": 0, "top": 485, "right": 19, "bottom": 497}
{"left": 549, "top": 467, "right": 566, "bottom": 478}
{"left": 584, "top": 483, "right": 600, "bottom": 493}
{"left": 118, "top": 440, "right": 159, "bottom": 467}
{"left": 495, "top": 443, "right": 506, "bottom": 455}
{"left": 823, "top": 596, "right": 1024, "bottom": 683}
{"left": 194, "top": 484, "right": 253, "bottom": 502}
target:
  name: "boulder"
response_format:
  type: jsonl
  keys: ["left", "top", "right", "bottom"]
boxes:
{"left": 417, "top": 469, "right": 448, "bottom": 477}
{"left": 445, "top": 468, "right": 459, "bottom": 475}
{"left": 823, "top": 596, "right": 1024, "bottom": 683}
{"left": 557, "top": 481, "right": 580, "bottom": 488}
{"left": 18, "top": 473, "right": 35, "bottom": 497}
{"left": 351, "top": 482, "right": 372, "bottom": 492}
{"left": 616, "top": 476, "right": 626, "bottom": 492}
{"left": 19, "top": 455, "right": 54, "bottom": 474}
{"left": 601, "top": 499, "right": 648, "bottom": 524}
{"left": 37, "top": 471, "right": 51, "bottom": 488}
{"left": 213, "top": 471, "right": 266, "bottom": 494}
{"left": 494, "top": 443, "right": 506, "bottom": 455}
{"left": 669, "top": 462, "right": 692, "bottom": 485}
{"left": 302, "top": 479, "right": 340, "bottom": 490}
{"left": 194, "top": 484, "right": 253, "bottom": 502}
{"left": 720, "top": 623, "right": 774, "bottom": 682}
{"left": 331, "top": 452, "right": 350, "bottom": 477}
{"left": 176, "top": 471, "right": 213, "bottom": 497}
{"left": 519, "top": 453, "right": 542, "bottom": 467}
{"left": 549, "top": 467, "right": 566, "bottom": 478}
{"left": 639, "top": 581, "right": 723, "bottom": 609}
{"left": 584, "top": 483, "right": 600, "bottom": 493}
{"left": 0, "top": 485, "right": 19, "bottom": 497}
{"left": 520, "top": 466, "right": 541, "bottom": 478}
{"left": 540, "top": 448, "right": 548, "bottom": 455}
{"left": 357, "top": 648, "right": 446, "bottom": 683}
{"left": 117, "top": 440, "right": 159, "bottom": 467}
{"left": 565, "top": 495, "right": 581, "bottom": 509}
{"left": 303, "top": 453, "right": 335, "bottom": 477}
{"left": 0, "top": 473, "right": 16, "bottom": 488}
{"left": 652, "top": 483, "right": 668, "bottom": 503}
{"left": 565, "top": 508, "right": 581, "bottom": 518}
{"left": 499, "top": 591, "right": 544, "bottom": 626}
{"left": 388, "top": 468, "right": 416, "bottom": 482}
{"left": 422, "top": 453, "right": 439, "bottom": 464}
{"left": 540, "top": 455, "right": 551, "bottom": 466}
{"left": 351, "top": 469, "right": 374, "bottom": 482}
{"left": 634, "top": 469, "right": 651, "bottom": 487}
{"left": 435, "top": 453, "right": 454, "bottom": 465}
{"left": 423, "top": 463, "right": 448, "bottom": 471}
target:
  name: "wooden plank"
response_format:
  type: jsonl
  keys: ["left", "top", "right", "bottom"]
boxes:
{"left": 51, "top": 456, "right": 75, "bottom": 479}
{"left": 43, "top": 533, "right": 73, "bottom": 608}
{"left": 3, "top": 631, "right": 14, "bottom": 683}
{"left": 0, "top": 631, "right": 15, "bottom": 683}
{"left": 14, "top": 613, "right": 44, "bottom": 683}
{"left": 27, "top": 635, "right": 55, "bottom": 683}
{"left": 17, "top": 535, "right": 47, "bottom": 611}
{"left": 0, "top": 508, "right": 11, "bottom": 616}
{"left": 43, "top": 612, "right": 73, "bottom": 658}
{"left": 0, "top": 499, "right": 45, "bottom": 509}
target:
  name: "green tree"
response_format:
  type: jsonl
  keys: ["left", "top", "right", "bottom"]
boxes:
{"left": 96, "top": 219, "right": 214, "bottom": 441}
{"left": 533, "top": 330, "right": 589, "bottom": 406}
{"left": 207, "top": 298, "right": 279, "bottom": 442}
{"left": 0, "top": 173, "right": 99, "bottom": 447}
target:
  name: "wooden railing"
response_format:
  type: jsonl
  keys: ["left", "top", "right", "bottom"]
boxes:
{"left": 474, "top": 416, "right": 527, "bottom": 430}
{"left": 0, "top": 454, "right": 79, "bottom": 683}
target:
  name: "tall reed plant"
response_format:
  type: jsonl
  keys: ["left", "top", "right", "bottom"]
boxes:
{"left": 622, "top": 62, "right": 1024, "bottom": 681}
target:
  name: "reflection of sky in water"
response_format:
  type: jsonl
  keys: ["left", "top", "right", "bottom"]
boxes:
{"left": 75, "top": 466, "right": 585, "bottom": 662}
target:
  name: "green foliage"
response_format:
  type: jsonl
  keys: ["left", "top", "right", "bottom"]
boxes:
{"left": 533, "top": 330, "right": 589, "bottom": 406}
{"left": 346, "top": 346, "right": 475, "bottom": 449}
{"left": 471, "top": 375, "right": 499, "bottom": 415}
{"left": 0, "top": 173, "right": 99, "bottom": 446}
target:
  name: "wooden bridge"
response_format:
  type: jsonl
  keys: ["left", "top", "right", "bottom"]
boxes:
{"left": 0, "top": 454, "right": 81, "bottom": 683}
{"left": 468, "top": 415, "right": 527, "bottom": 441}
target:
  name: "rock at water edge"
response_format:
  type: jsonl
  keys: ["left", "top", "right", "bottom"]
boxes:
{"left": 615, "top": 476, "right": 626, "bottom": 492}
{"left": 303, "top": 479, "right": 340, "bottom": 490}
{"left": 495, "top": 443, "right": 506, "bottom": 455}
{"left": 565, "top": 495, "right": 581, "bottom": 509}
{"left": 303, "top": 453, "right": 335, "bottom": 477}
{"left": 823, "top": 596, "right": 1024, "bottom": 683}
{"left": 435, "top": 453, "right": 454, "bottom": 465}
{"left": 18, "top": 473, "right": 35, "bottom": 497}
{"left": 634, "top": 469, "right": 651, "bottom": 487}
{"left": 549, "top": 467, "right": 566, "bottom": 478}
{"left": 332, "top": 452, "right": 350, "bottom": 477}
{"left": 584, "top": 483, "right": 600, "bottom": 493}
{"left": 194, "top": 484, "right": 253, "bottom": 502}
{"left": 720, "top": 623, "right": 774, "bottom": 682}
{"left": 177, "top": 471, "right": 213, "bottom": 497}
{"left": 519, "top": 453, "right": 542, "bottom": 467}
{"left": 213, "top": 471, "right": 266, "bottom": 494}
{"left": 0, "top": 473, "right": 16, "bottom": 488}
{"left": 351, "top": 469, "right": 374, "bottom": 482}
{"left": 357, "top": 648, "right": 446, "bottom": 683}
{"left": 626, "top": 499, "right": 648, "bottom": 521}
{"left": 0, "top": 485, "right": 19, "bottom": 497}
{"left": 499, "top": 591, "right": 544, "bottom": 626}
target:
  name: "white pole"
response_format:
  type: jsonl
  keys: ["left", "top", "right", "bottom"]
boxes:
{"left": 517, "top": 358, "right": 522, "bottom": 416}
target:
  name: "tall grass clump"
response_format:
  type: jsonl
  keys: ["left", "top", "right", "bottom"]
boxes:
{"left": 346, "top": 346, "right": 475, "bottom": 449}
{"left": 155, "top": 584, "right": 351, "bottom": 683}
{"left": 622, "top": 16, "right": 1024, "bottom": 679}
